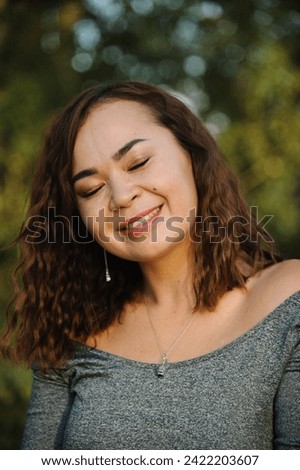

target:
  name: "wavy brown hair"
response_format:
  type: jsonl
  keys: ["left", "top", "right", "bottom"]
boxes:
{"left": 1, "top": 81, "right": 279, "bottom": 369}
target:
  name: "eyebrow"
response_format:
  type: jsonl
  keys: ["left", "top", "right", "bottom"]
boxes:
{"left": 72, "top": 138, "right": 148, "bottom": 185}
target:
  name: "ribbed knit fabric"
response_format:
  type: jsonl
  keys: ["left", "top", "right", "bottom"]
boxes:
{"left": 22, "top": 291, "right": 300, "bottom": 450}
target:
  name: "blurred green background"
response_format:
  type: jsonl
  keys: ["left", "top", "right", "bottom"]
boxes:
{"left": 0, "top": 0, "right": 299, "bottom": 449}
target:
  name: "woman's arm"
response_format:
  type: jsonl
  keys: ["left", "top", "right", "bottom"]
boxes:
{"left": 274, "top": 339, "right": 300, "bottom": 449}
{"left": 22, "top": 366, "right": 74, "bottom": 450}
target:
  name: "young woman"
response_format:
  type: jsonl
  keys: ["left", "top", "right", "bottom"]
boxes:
{"left": 1, "top": 82, "right": 299, "bottom": 449}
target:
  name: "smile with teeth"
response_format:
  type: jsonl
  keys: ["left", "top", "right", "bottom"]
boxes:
{"left": 127, "top": 207, "right": 161, "bottom": 229}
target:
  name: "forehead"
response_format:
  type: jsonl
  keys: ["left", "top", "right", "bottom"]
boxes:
{"left": 84, "top": 99, "right": 155, "bottom": 132}
{"left": 73, "top": 100, "right": 157, "bottom": 162}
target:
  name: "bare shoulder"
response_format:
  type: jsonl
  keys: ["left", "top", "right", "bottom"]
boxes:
{"left": 246, "top": 259, "right": 300, "bottom": 318}
{"left": 262, "top": 259, "right": 300, "bottom": 293}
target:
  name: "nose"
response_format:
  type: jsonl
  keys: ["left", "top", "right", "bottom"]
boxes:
{"left": 108, "top": 174, "right": 142, "bottom": 210}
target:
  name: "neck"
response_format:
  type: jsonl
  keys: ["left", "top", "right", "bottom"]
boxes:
{"left": 139, "top": 245, "right": 196, "bottom": 315}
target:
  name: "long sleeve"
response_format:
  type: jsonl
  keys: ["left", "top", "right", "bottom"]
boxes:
{"left": 274, "top": 339, "right": 300, "bottom": 449}
{"left": 22, "top": 366, "right": 74, "bottom": 450}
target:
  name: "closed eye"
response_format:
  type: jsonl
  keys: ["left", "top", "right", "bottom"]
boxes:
{"left": 79, "top": 185, "right": 104, "bottom": 199}
{"left": 128, "top": 157, "right": 150, "bottom": 172}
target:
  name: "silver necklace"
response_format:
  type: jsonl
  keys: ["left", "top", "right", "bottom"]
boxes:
{"left": 146, "top": 308, "right": 197, "bottom": 378}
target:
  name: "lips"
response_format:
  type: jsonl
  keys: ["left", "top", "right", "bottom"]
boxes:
{"left": 120, "top": 206, "right": 162, "bottom": 232}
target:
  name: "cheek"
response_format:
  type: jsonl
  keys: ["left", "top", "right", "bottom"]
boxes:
{"left": 182, "top": 166, "right": 198, "bottom": 204}
{"left": 77, "top": 204, "right": 91, "bottom": 228}
{"left": 189, "top": 181, "right": 199, "bottom": 207}
{"left": 77, "top": 204, "right": 102, "bottom": 239}
{"left": 78, "top": 211, "right": 96, "bottom": 240}
{"left": 172, "top": 166, "right": 198, "bottom": 206}
{"left": 77, "top": 198, "right": 103, "bottom": 223}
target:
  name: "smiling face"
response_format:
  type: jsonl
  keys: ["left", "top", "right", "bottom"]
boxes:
{"left": 72, "top": 100, "right": 198, "bottom": 263}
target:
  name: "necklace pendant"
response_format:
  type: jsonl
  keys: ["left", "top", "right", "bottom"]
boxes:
{"left": 156, "top": 354, "right": 168, "bottom": 377}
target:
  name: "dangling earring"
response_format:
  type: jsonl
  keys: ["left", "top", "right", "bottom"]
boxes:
{"left": 103, "top": 249, "right": 111, "bottom": 282}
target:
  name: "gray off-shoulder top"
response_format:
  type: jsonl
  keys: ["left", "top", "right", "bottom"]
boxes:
{"left": 22, "top": 291, "right": 300, "bottom": 450}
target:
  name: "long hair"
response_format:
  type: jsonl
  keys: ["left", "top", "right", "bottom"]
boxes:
{"left": 0, "top": 81, "right": 279, "bottom": 369}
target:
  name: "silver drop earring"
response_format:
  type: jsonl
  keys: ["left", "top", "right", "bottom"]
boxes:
{"left": 103, "top": 249, "right": 111, "bottom": 282}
